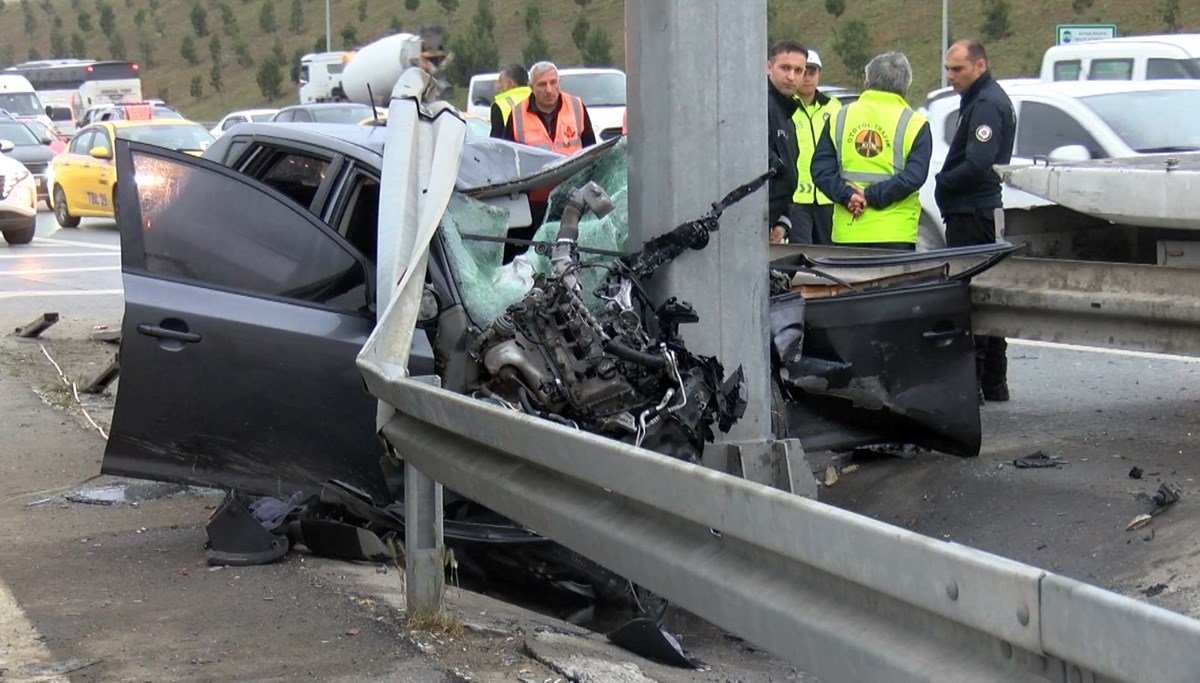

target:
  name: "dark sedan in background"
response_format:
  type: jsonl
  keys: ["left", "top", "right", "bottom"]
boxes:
{"left": 0, "top": 114, "right": 57, "bottom": 201}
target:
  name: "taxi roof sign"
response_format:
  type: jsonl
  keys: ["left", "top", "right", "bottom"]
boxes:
{"left": 1056, "top": 24, "right": 1117, "bottom": 46}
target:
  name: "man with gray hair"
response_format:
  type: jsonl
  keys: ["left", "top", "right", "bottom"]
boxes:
{"left": 502, "top": 61, "right": 596, "bottom": 153}
{"left": 810, "top": 51, "right": 931, "bottom": 249}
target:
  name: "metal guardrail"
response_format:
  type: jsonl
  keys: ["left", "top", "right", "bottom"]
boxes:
{"left": 363, "top": 373, "right": 1200, "bottom": 683}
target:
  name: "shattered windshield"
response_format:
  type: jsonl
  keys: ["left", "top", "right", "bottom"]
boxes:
{"left": 1084, "top": 90, "right": 1200, "bottom": 153}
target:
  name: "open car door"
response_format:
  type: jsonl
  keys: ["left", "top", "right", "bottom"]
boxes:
{"left": 769, "top": 244, "right": 1019, "bottom": 457}
{"left": 103, "top": 140, "right": 390, "bottom": 499}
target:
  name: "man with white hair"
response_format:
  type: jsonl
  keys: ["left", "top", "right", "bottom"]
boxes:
{"left": 810, "top": 51, "right": 931, "bottom": 249}
{"left": 502, "top": 61, "right": 596, "bottom": 153}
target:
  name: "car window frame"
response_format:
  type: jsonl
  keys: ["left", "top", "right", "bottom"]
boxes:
{"left": 236, "top": 140, "right": 344, "bottom": 216}
{"left": 69, "top": 128, "right": 95, "bottom": 155}
{"left": 114, "top": 139, "right": 375, "bottom": 317}
{"left": 1052, "top": 60, "right": 1082, "bottom": 81}
{"left": 323, "top": 161, "right": 381, "bottom": 263}
{"left": 1014, "top": 99, "right": 1104, "bottom": 160}
{"left": 1088, "top": 58, "right": 1134, "bottom": 80}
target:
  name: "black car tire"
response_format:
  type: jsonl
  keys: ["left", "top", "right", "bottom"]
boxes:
{"left": 3, "top": 221, "right": 35, "bottom": 246}
{"left": 54, "top": 186, "right": 80, "bottom": 228}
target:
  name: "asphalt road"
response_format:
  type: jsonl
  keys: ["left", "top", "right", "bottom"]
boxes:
{"left": 0, "top": 208, "right": 1196, "bottom": 678}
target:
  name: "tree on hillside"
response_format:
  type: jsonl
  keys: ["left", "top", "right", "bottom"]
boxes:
{"left": 271, "top": 38, "right": 286, "bottom": 67}
{"left": 257, "top": 58, "right": 284, "bottom": 99}
{"left": 833, "top": 19, "right": 872, "bottom": 79}
{"left": 109, "top": 32, "right": 126, "bottom": 60}
{"left": 572, "top": 16, "right": 590, "bottom": 51}
{"left": 53, "top": 14, "right": 62, "bottom": 28}
{"left": 189, "top": 75, "right": 204, "bottom": 100}
{"left": 137, "top": 34, "right": 156, "bottom": 67}
{"left": 390, "top": 14, "right": 404, "bottom": 32}
{"left": 446, "top": 0, "right": 499, "bottom": 87}
{"left": 28, "top": 48, "right": 42, "bottom": 61}
{"left": 22, "top": 1, "right": 37, "bottom": 33}
{"left": 76, "top": 11, "right": 91, "bottom": 33}
{"left": 234, "top": 37, "right": 254, "bottom": 66}
{"left": 357, "top": 0, "right": 368, "bottom": 22}
{"left": 181, "top": 35, "right": 199, "bottom": 65}
{"left": 313, "top": 36, "right": 327, "bottom": 52}
{"left": 525, "top": 2, "right": 541, "bottom": 30}
{"left": 438, "top": 0, "right": 459, "bottom": 17}
{"left": 980, "top": 0, "right": 1010, "bottom": 41}
{"left": 824, "top": 0, "right": 846, "bottom": 18}
{"left": 133, "top": 8, "right": 145, "bottom": 28}
{"left": 406, "top": 0, "right": 420, "bottom": 17}
{"left": 290, "top": 0, "right": 304, "bottom": 33}
{"left": 71, "top": 32, "right": 87, "bottom": 58}
{"left": 581, "top": 27, "right": 613, "bottom": 66}
{"left": 210, "top": 61, "right": 224, "bottom": 96}
{"left": 260, "top": 0, "right": 278, "bottom": 33}
{"left": 209, "top": 34, "right": 223, "bottom": 66}
{"left": 190, "top": 1, "right": 209, "bottom": 37}
{"left": 523, "top": 27, "right": 551, "bottom": 65}
{"left": 51, "top": 29, "right": 68, "bottom": 57}
{"left": 98, "top": 2, "right": 116, "bottom": 35}
{"left": 1071, "top": 0, "right": 1094, "bottom": 12}
{"left": 289, "top": 47, "right": 306, "bottom": 84}
{"left": 1161, "top": 0, "right": 1181, "bottom": 32}
{"left": 220, "top": 2, "right": 238, "bottom": 36}
{"left": 0, "top": 47, "right": 13, "bottom": 68}
{"left": 341, "top": 23, "right": 358, "bottom": 48}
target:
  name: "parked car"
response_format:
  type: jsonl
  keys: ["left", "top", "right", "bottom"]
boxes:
{"left": 22, "top": 119, "right": 68, "bottom": 154}
{"left": 210, "top": 108, "right": 279, "bottom": 138}
{"left": 0, "top": 144, "right": 38, "bottom": 244}
{"left": 79, "top": 101, "right": 186, "bottom": 125}
{"left": 916, "top": 79, "right": 1200, "bottom": 249}
{"left": 1041, "top": 33, "right": 1200, "bottom": 81}
{"left": 0, "top": 114, "right": 57, "bottom": 201}
{"left": 48, "top": 119, "right": 215, "bottom": 227}
{"left": 271, "top": 103, "right": 381, "bottom": 124}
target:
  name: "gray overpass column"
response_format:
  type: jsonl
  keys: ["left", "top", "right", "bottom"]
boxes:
{"left": 626, "top": 0, "right": 815, "bottom": 495}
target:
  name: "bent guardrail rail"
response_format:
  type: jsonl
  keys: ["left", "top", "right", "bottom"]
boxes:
{"left": 362, "top": 373, "right": 1200, "bottom": 683}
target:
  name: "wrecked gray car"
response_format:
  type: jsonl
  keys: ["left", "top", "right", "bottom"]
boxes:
{"left": 102, "top": 124, "right": 1008, "bottom": 595}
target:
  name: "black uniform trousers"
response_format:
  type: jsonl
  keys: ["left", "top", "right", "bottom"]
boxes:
{"left": 945, "top": 211, "right": 1007, "bottom": 396}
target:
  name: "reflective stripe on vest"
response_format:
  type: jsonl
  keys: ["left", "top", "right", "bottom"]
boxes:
{"left": 512, "top": 94, "right": 585, "bottom": 155}
{"left": 495, "top": 86, "right": 531, "bottom": 124}
{"left": 831, "top": 91, "right": 926, "bottom": 244}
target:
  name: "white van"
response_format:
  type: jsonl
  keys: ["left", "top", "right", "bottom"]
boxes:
{"left": 0, "top": 74, "right": 54, "bottom": 131}
{"left": 1041, "top": 34, "right": 1200, "bottom": 81}
{"left": 467, "top": 67, "right": 627, "bottom": 141}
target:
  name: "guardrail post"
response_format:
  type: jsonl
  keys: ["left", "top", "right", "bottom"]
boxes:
{"left": 404, "top": 376, "right": 444, "bottom": 613}
{"left": 627, "top": 0, "right": 815, "bottom": 495}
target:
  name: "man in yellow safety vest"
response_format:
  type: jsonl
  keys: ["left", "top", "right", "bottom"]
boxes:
{"left": 489, "top": 64, "right": 532, "bottom": 139}
{"left": 810, "top": 51, "right": 932, "bottom": 250}
{"left": 790, "top": 49, "right": 842, "bottom": 245}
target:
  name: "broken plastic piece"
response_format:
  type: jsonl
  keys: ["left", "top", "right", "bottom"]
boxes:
{"left": 289, "top": 519, "right": 394, "bottom": 563}
{"left": 15, "top": 312, "right": 59, "bottom": 338}
{"left": 205, "top": 494, "right": 289, "bottom": 566}
{"left": 1013, "top": 451, "right": 1063, "bottom": 469}
{"left": 606, "top": 618, "right": 695, "bottom": 669}
{"left": 1126, "top": 514, "right": 1153, "bottom": 531}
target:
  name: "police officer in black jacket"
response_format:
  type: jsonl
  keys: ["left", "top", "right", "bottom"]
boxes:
{"left": 936, "top": 39, "right": 1016, "bottom": 402}
{"left": 766, "top": 40, "right": 807, "bottom": 243}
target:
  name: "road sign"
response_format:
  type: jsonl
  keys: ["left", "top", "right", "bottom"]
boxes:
{"left": 1056, "top": 24, "right": 1117, "bottom": 45}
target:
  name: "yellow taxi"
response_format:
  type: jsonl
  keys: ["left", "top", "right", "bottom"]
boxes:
{"left": 49, "top": 118, "right": 215, "bottom": 227}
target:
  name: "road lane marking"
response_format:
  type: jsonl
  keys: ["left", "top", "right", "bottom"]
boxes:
{"left": 0, "top": 252, "right": 119, "bottom": 259}
{"left": 0, "top": 576, "right": 63, "bottom": 682}
{"left": 32, "top": 237, "right": 121, "bottom": 251}
{"left": 0, "top": 266, "right": 121, "bottom": 276}
{"left": 1010, "top": 339, "right": 1200, "bottom": 364}
{"left": 0, "top": 289, "right": 122, "bottom": 300}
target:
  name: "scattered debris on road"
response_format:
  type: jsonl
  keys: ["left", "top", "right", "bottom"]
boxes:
{"left": 824, "top": 467, "right": 838, "bottom": 487}
{"left": 1129, "top": 467, "right": 1144, "bottom": 479}
{"left": 1126, "top": 514, "right": 1153, "bottom": 531}
{"left": 1013, "top": 451, "right": 1064, "bottom": 469}
{"left": 14, "top": 312, "right": 59, "bottom": 339}
{"left": 1143, "top": 583, "right": 1169, "bottom": 597}
{"left": 1138, "top": 482, "right": 1182, "bottom": 516}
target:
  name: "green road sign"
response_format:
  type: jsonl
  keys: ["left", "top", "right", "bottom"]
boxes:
{"left": 1056, "top": 24, "right": 1117, "bottom": 45}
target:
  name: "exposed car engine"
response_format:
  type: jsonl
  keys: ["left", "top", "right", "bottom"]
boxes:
{"left": 468, "top": 176, "right": 771, "bottom": 462}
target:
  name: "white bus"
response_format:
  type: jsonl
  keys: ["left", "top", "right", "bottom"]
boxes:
{"left": 3, "top": 60, "right": 143, "bottom": 135}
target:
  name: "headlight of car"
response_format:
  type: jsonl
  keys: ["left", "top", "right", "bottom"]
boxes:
{"left": 1, "top": 170, "right": 29, "bottom": 200}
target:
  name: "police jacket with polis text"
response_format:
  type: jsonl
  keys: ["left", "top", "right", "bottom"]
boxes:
{"left": 767, "top": 79, "right": 801, "bottom": 227}
{"left": 935, "top": 70, "right": 1015, "bottom": 216}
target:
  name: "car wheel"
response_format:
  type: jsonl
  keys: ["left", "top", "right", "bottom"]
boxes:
{"left": 53, "top": 185, "right": 80, "bottom": 228}
{"left": 3, "top": 221, "right": 36, "bottom": 246}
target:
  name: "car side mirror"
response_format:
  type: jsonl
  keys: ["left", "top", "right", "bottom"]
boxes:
{"left": 89, "top": 146, "right": 112, "bottom": 160}
{"left": 1048, "top": 144, "right": 1092, "bottom": 163}
{"left": 41, "top": 135, "right": 55, "bottom": 145}
{"left": 417, "top": 285, "right": 441, "bottom": 326}
{"left": 0, "top": 139, "right": 14, "bottom": 153}
{"left": 45, "top": 105, "right": 53, "bottom": 117}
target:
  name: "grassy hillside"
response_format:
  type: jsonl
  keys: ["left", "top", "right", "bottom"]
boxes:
{"left": 0, "top": 0, "right": 1197, "bottom": 122}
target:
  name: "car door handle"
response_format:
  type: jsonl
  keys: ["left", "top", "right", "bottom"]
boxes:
{"left": 136, "top": 324, "right": 201, "bottom": 343}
